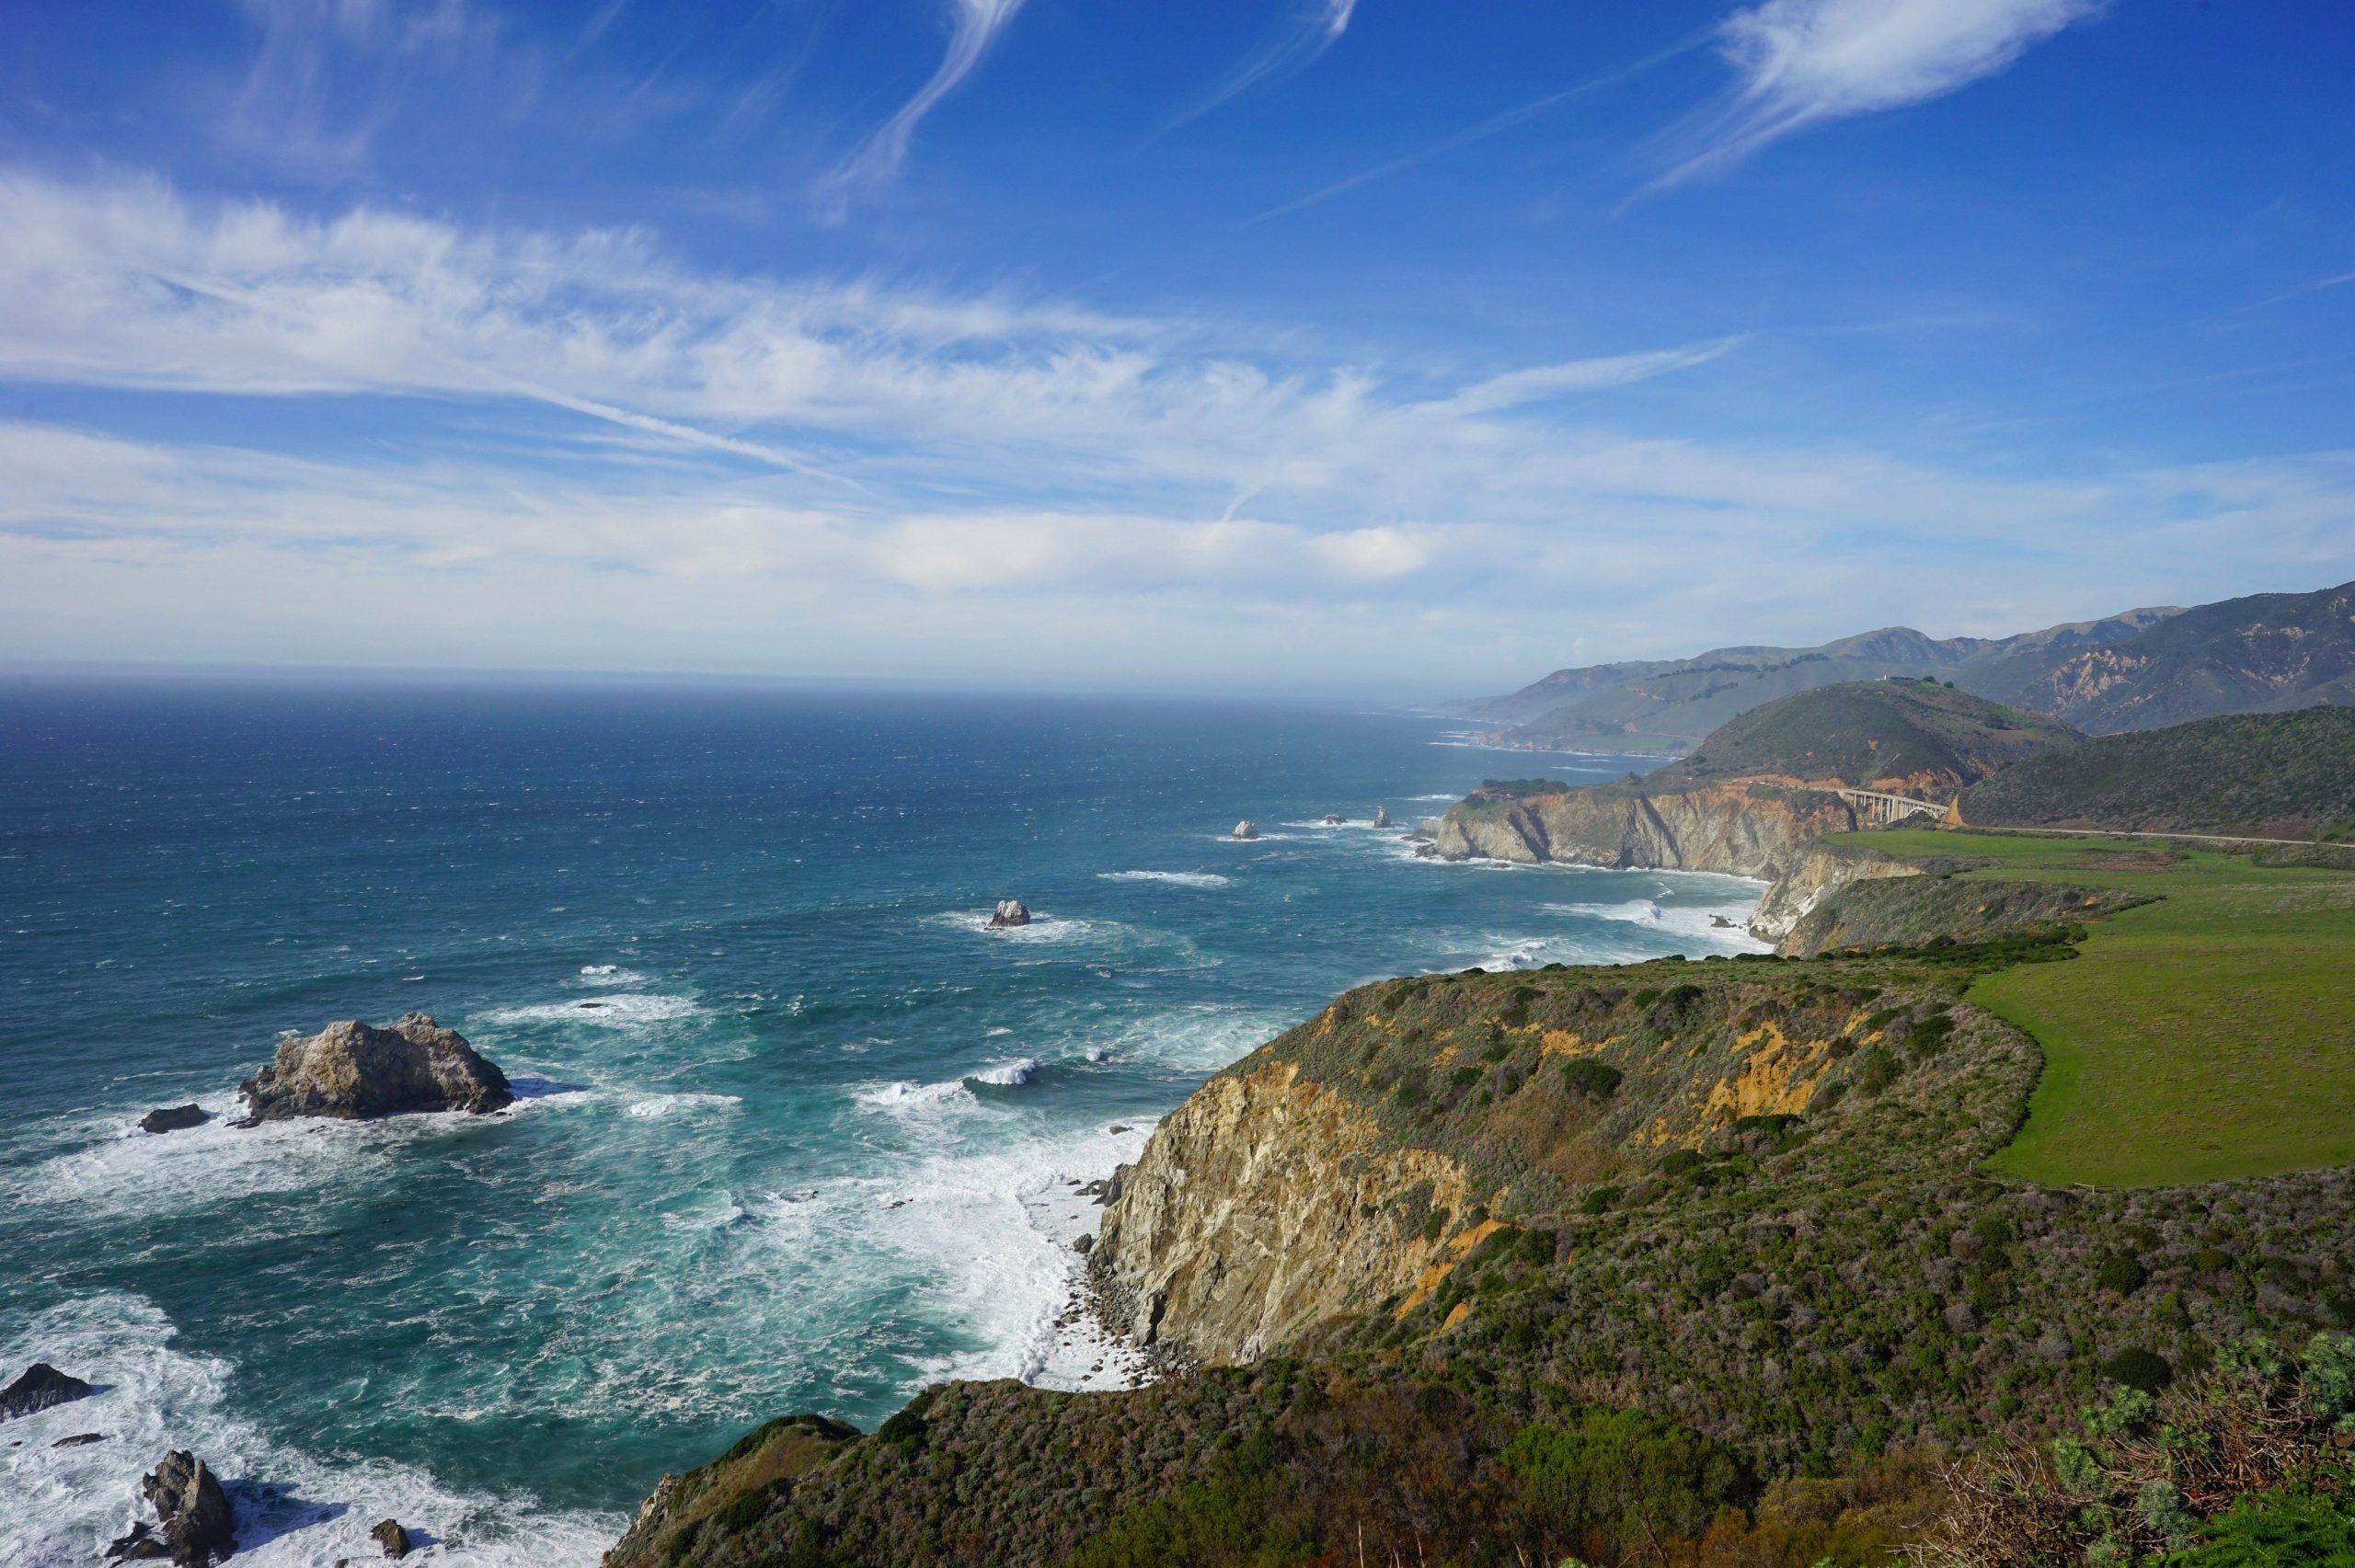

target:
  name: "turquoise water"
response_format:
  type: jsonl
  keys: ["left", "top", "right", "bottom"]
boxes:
{"left": 0, "top": 680, "right": 1764, "bottom": 1564}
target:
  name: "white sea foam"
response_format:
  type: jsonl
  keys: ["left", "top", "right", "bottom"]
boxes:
{"left": 0, "top": 1294, "right": 621, "bottom": 1568}
{"left": 852, "top": 1079, "right": 971, "bottom": 1111}
{"left": 969, "top": 1058, "right": 1040, "bottom": 1088}
{"left": 625, "top": 1093, "right": 744, "bottom": 1119}
{"left": 475, "top": 993, "right": 701, "bottom": 1029}
{"left": 927, "top": 910, "right": 1116, "bottom": 944}
{"left": 1097, "top": 870, "right": 1231, "bottom": 888}
{"left": 574, "top": 965, "right": 649, "bottom": 986}
{"left": 9, "top": 1099, "right": 492, "bottom": 1219}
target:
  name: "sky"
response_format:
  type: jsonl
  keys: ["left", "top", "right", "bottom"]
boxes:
{"left": 1, "top": 0, "right": 2351, "bottom": 698}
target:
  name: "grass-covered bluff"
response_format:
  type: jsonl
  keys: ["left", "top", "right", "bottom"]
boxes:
{"left": 605, "top": 929, "right": 2355, "bottom": 1568}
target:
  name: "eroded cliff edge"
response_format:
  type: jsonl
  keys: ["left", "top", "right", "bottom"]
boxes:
{"left": 1431, "top": 779, "right": 1864, "bottom": 884}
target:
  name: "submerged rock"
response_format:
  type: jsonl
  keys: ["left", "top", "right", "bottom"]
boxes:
{"left": 106, "top": 1450, "right": 236, "bottom": 1567}
{"left": 1, "top": 1361, "right": 92, "bottom": 1420}
{"left": 1371, "top": 807, "right": 1392, "bottom": 828}
{"left": 988, "top": 899, "right": 1031, "bottom": 929}
{"left": 237, "top": 1013, "right": 513, "bottom": 1123}
{"left": 140, "top": 1104, "right": 209, "bottom": 1135}
{"left": 55, "top": 1431, "right": 107, "bottom": 1447}
{"left": 371, "top": 1518, "right": 412, "bottom": 1559}
{"left": 1321, "top": 812, "right": 1344, "bottom": 826}
{"left": 1230, "top": 819, "right": 1259, "bottom": 841}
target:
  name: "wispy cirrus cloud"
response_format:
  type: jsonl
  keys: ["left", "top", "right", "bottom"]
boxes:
{"left": 1428, "top": 338, "right": 1746, "bottom": 417}
{"left": 1171, "top": 0, "right": 1355, "bottom": 128}
{"left": 825, "top": 0, "right": 1027, "bottom": 203}
{"left": 1662, "top": 0, "right": 2105, "bottom": 186}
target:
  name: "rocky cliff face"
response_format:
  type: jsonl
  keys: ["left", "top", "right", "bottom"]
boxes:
{"left": 1433, "top": 780, "right": 1863, "bottom": 882}
{"left": 1090, "top": 1055, "right": 1475, "bottom": 1366}
{"left": 1748, "top": 841, "right": 1922, "bottom": 946}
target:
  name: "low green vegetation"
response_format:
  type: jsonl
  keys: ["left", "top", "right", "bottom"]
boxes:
{"left": 1835, "top": 829, "right": 2355, "bottom": 1187}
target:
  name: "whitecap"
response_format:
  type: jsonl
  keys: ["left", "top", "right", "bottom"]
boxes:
{"left": 926, "top": 910, "right": 1117, "bottom": 944}
{"left": 625, "top": 1093, "right": 744, "bottom": 1119}
{"left": 1096, "top": 870, "right": 1231, "bottom": 888}
{"left": 475, "top": 993, "right": 700, "bottom": 1029}
{"left": 969, "top": 1058, "right": 1039, "bottom": 1088}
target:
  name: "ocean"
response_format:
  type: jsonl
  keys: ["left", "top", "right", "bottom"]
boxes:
{"left": 0, "top": 679, "right": 1765, "bottom": 1564}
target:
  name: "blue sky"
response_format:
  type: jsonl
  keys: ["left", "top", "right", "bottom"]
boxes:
{"left": 1, "top": 0, "right": 2350, "bottom": 695}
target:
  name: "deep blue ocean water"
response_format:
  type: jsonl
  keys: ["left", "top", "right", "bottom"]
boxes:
{"left": 0, "top": 680, "right": 1765, "bottom": 1564}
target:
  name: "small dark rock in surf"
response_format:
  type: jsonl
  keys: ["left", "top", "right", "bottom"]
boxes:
{"left": 140, "top": 1105, "right": 209, "bottom": 1135}
{"left": 1, "top": 1362, "right": 92, "bottom": 1420}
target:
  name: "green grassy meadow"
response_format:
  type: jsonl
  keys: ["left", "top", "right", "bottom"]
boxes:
{"left": 1830, "top": 828, "right": 2355, "bottom": 1187}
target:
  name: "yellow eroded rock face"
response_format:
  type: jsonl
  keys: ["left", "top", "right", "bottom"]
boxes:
{"left": 1091, "top": 1058, "right": 1476, "bottom": 1365}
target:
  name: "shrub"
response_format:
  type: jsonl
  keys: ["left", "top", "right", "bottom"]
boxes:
{"left": 1502, "top": 1408, "right": 1750, "bottom": 1560}
{"left": 1561, "top": 1059, "right": 1623, "bottom": 1099}
{"left": 1856, "top": 1046, "right": 1901, "bottom": 1095}
{"left": 2101, "top": 1347, "right": 2175, "bottom": 1393}
{"left": 2169, "top": 1487, "right": 2355, "bottom": 1566}
{"left": 2097, "top": 1255, "right": 2150, "bottom": 1295}
{"left": 1661, "top": 1150, "right": 1706, "bottom": 1179}
{"left": 1580, "top": 1185, "right": 1622, "bottom": 1216}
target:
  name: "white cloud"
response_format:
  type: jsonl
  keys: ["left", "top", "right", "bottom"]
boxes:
{"left": 1173, "top": 0, "right": 1356, "bottom": 126}
{"left": 827, "top": 0, "right": 1027, "bottom": 200}
{"left": 0, "top": 170, "right": 2348, "bottom": 692}
{"left": 1431, "top": 338, "right": 1745, "bottom": 417}
{"left": 1668, "top": 0, "right": 2104, "bottom": 183}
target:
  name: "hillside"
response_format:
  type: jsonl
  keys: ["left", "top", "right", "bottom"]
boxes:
{"left": 1654, "top": 680, "right": 2081, "bottom": 794}
{"left": 1959, "top": 578, "right": 2355, "bottom": 734}
{"left": 1958, "top": 705, "right": 2355, "bottom": 837}
{"left": 1465, "top": 608, "right": 2175, "bottom": 751}
{"left": 1430, "top": 682, "right": 2075, "bottom": 879}
{"left": 612, "top": 928, "right": 2355, "bottom": 1568}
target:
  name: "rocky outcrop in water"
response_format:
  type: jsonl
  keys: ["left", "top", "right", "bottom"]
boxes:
{"left": 106, "top": 1450, "right": 236, "bottom": 1567}
{"left": 2, "top": 1361, "right": 92, "bottom": 1420}
{"left": 1433, "top": 779, "right": 1862, "bottom": 882}
{"left": 1371, "top": 807, "right": 1392, "bottom": 828}
{"left": 370, "top": 1518, "right": 413, "bottom": 1558}
{"left": 140, "top": 1104, "right": 209, "bottom": 1135}
{"left": 1090, "top": 1056, "right": 1474, "bottom": 1366}
{"left": 1230, "top": 819, "right": 1258, "bottom": 841}
{"left": 237, "top": 1013, "right": 512, "bottom": 1123}
{"left": 989, "top": 899, "right": 1031, "bottom": 928}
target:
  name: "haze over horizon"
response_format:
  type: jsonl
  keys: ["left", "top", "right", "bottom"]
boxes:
{"left": 3, "top": 0, "right": 2351, "bottom": 698}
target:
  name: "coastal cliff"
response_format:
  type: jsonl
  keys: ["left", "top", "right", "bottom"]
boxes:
{"left": 1432, "top": 778, "right": 1864, "bottom": 881}
{"left": 1747, "top": 840, "right": 1921, "bottom": 944}
{"left": 1089, "top": 1057, "right": 1475, "bottom": 1365}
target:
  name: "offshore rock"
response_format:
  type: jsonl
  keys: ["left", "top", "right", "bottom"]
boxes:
{"left": 1371, "top": 807, "right": 1392, "bottom": 828}
{"left": 1230, "top": 819, "right": 1259, "bottom": 841}
{"left": 370, "top": 1518, "right": 412, "bottom": 1559}
{"left": 106, "top": 1450, "right": 236, "bottom": 1567}
{"left": 988, "top": 899, "right": 1031, "bottom": 928}
{"left": 237, "top": 1014, "right": 513, "bottom": 1123}
{"left": 140, "top": 1104, "right": 209, "bottom": 1135}
{"left": 2, "top": 1361, "right": 93, "bottom": 1420}
{"left": 1321, "top": 812, "right": 1344, "bottom": 826}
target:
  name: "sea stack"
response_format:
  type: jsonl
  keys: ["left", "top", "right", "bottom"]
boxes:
{"left": 139, "top": 1104, "right": 208, "bottom": 1135}
{"left": 2, "top": 1362, "right": 93, "bottom": 1420}
{"left": 236, "top": 1013, "right": 513, "bottom": 1123}
{"left": 105, "top": 1450, "right": 236, "bottom": 1568}
{"left": 989, "top": 899, "right": 1032, "bottom": 928}
{"left": 1230, "top": 820, "right": 1259, "bottom": 841}
{"left": 1371, "top": 807, "right": 1392, "bottom": 828}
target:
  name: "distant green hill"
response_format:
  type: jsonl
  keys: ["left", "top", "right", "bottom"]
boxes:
{"left": 1959, "top": 579, "right": 2355, "bottom": 734}
{"left": 1959, "top": 705, "right": 2355, "bottom": 837}
{"left": 1651, "top": 678, "right": 2082, "bottom": 793}
{"left": 1465, "top": 608, "right": 2176, "bottom": 751}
